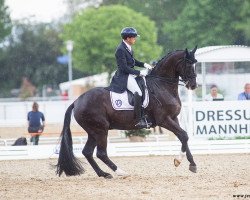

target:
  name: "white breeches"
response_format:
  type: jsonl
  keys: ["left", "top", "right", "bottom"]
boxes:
{"left": 127, "top": 74, "right": 142, "bottom": 96}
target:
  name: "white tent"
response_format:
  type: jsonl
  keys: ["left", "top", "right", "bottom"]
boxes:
{"left": 195, "top": 45, "right": 250, "bottom": 62}
{"left": 194, "top": 45, "right": 250, "bottom": 100}
{"left": 59, "top": 72, "right": 109, "bottom": 91}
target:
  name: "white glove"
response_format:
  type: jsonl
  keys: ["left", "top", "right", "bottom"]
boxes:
{"left": 144, "top": 63, "right": 153, "bottom": 70}
{"left": 140, "top": 70, "right": 148, "bottom": 77}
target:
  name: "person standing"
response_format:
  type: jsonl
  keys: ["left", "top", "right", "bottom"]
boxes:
{"left": 238, "top": 83, "right": 250, "bottom": 100}
{"left": 109, "top": 27, "right": 152, "bottom": 128}
{"left": 27, "top": 102, "right": 45, "bottom": 145}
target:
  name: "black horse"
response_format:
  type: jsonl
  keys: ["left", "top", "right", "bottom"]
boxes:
{"left": 56, "top": 47, "right": 198, "bottom": 178}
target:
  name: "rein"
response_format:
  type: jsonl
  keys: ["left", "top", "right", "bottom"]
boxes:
{"left": 146, "top": 50, "right": 196, "bottom": 105}
{"left": 147, "top": 56, "right": 195, "bottom": 87}
{"left": 145, "top": 50, "right": 197, "bottom": 104}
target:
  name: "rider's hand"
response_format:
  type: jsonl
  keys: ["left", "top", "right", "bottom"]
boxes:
{"left": 140, "top": 70, "right": 148, "bottom": 77}
{"left": 144, "top": 63, "right": 153, "bottom": 70}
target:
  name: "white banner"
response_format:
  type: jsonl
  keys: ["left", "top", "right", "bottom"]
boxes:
{"left": 193, "top": 101, "right": 250, "bottom": 138}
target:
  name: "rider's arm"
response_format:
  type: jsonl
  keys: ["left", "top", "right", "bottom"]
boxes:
{"left": 116, "top": 49, "right": 140, "bottom": 76}
{"left": 134, "top": 59, "right": 144, "bottom": 68}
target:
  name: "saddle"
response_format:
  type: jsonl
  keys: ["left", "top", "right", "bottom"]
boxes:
{"left": 109, "top": 77, "right": 149, "bottom": 111}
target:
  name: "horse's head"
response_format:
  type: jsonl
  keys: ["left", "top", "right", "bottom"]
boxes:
{"left": 150, "top": 46, "right": 198, "bottom": 90}
{"left": 176, "top": 46, "right": 198, "bottom": 90}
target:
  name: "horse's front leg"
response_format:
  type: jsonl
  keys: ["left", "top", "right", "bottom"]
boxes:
{"left": 160, "top": 116, "right": 197, "bottom": 173}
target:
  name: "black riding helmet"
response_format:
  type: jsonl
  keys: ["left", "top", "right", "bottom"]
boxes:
{"left": 121, "top": 27, "right": 140, "bottom": 39}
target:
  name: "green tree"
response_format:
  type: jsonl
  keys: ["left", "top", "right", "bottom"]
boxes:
{"left": 0, "top": 23, "right": 83, "bottom": 97}
{"left": 236, "top": 0, "right": 250, "bottom": 43}
{"left": 101, "top": 0, "right": 187, "bottom": 53}
{"left": 163, "top": 0, "right": 250, "bottom": 50}
{"left": 0, "top": 0, "right": 11, "bottom": 42}
{"left": 61, "top": 5, "right": 162, "bottom": 74}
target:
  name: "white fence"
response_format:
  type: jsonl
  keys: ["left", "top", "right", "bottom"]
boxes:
{"left": 0, "top": 135, "right": 176, "bottom": 146}
{"left": 0, "top": 139, "right": 250, "bottom": 161}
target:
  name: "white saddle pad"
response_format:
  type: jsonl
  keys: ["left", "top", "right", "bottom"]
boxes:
{"left": 110, "top": 89, "right": 149, "bottom": 110}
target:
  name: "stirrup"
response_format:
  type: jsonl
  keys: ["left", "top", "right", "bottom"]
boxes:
{"left": 143, "top": 117, "right": 152, "bottom": 129}
{"left": 135, "top": 118, "right": 151, "bottom": 129}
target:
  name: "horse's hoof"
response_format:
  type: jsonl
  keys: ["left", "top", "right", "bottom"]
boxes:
{"left": 104, "top": 174, "right": 113, "bottom": 179}
{"left": 99, "top": 172, "right": 113, "bottom": 179}
{"left": 174, "top": 158, "right": 181, "bottom": 167}
{"left": 189, "top": 165, "right": 197, "bottom": 173}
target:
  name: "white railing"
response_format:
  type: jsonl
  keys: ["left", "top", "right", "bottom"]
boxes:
{"left": 0, "top": 135, "right": 174, "bottom": 146}
{"left": 0, "top": 138, "right": 250, "bottom": 160}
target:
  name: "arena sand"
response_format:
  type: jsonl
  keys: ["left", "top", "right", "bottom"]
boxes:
{"left": 0, "top": 154, "right": 249, "bottom": 200}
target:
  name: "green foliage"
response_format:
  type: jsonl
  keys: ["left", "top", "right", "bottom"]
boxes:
{"left": 235, "top": 1, "right": 250, "bottom": 41}
{"left": 2, "top": 0, "right": 250, "bottom": 98}
{"left": 163, "top": 0, "right": 250, "bottom": 50}
{"left": 0, "top": 0, "right": 11, "bottom": 42}
{"left": 101, "top": 0, "right": 187, "bottom": 53}
{"left": 0, "top": 23, "right": 83, "bottom": 97}
{"left": 61, "top": 5, "right": 162, "bottom": 74}
{"left": 102, "top": 0, "right": 250, "bottom": 52}
{"left": 124, "top": 129, "right": 151, "bottom": 138}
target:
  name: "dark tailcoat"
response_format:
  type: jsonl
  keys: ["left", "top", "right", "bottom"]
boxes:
{"left": 108, "top": 41, "right": 144, "bottom": 93}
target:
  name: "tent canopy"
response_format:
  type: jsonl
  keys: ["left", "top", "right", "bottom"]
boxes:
{"left": 195, "top": 45, "right": 250, "bottom": 62}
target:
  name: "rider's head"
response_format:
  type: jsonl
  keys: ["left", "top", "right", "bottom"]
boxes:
{"left": 121, "top": 27, "right": 139, "bottom": 39}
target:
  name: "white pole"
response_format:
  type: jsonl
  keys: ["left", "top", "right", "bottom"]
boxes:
{"left": 201, "top": 62, "right": 206, "bottom": 101}
{"left": 66, "top": 41, "right": 73, "bottom": 100}
{"left": 187, "top": 89, "right": 193, "bottom": 137}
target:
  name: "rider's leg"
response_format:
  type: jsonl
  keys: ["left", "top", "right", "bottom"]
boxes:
{"left": 127, "top": 74, "right": 142, "bottom": 96}
{"left": 134, "top": 92, "right": 149, "bottom": 128}
{"left": 127, "top": 75, "right": 148, "bottom": 128}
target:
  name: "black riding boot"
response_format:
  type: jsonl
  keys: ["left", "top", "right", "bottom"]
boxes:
{"left": 134, "top": 92, "right": 149, "bottom": 129}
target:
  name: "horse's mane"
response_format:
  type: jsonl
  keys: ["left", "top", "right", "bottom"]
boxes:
{"left": 154, "top": 50, "right": 183, "bottom": 68}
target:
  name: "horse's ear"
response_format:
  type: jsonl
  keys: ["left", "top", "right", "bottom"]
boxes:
{"left": 185, "top": 48, "right": 189, "bottom": 56}
{"left": 192, "top": 45, "right": 198, "bottom": 54}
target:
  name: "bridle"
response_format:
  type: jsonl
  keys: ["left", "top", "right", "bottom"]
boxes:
{"left": 145, "top": 49, "right": 197, "bottom": 105}
{"left": 176, "top": 56, "right": 197, "bottom": 87}
{"left": 147, "top": 53, "right": 197, "bottom": 87}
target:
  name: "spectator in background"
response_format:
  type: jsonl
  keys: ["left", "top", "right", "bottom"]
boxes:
{"left": 27, "top": 102, "right": 45, "bottom": 145}
{"left": 61, "top": 90, "right": 68, "bottom": 100}
{"left": 205, "top": 85, "right": 224, "bottom": 101}
{"left": 238, "top": 83, "right": 250, "bottom": 100}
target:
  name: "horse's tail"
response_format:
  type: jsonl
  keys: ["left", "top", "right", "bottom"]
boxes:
{"left": 56, "top": 103, "right": 84, "bottom": 176}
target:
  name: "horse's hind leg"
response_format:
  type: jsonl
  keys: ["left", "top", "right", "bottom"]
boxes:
{"left": 95, "top": 133, "right": 129, "bottom": 177}
{"left": 82, "top": 134, "right": 112, "bottom": 179}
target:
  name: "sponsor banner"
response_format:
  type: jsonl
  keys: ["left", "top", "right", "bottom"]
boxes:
{"left": 193, "top": 101, "right": 250, "bottom": 138}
